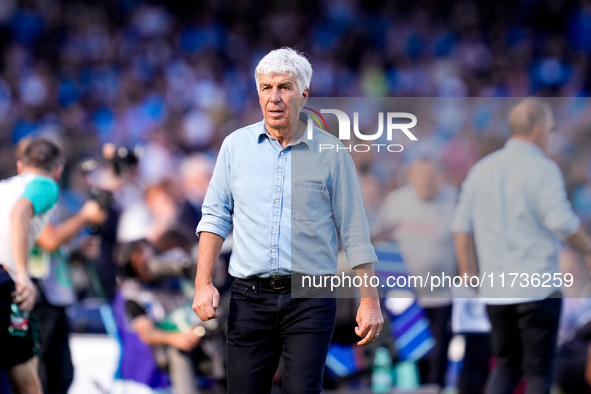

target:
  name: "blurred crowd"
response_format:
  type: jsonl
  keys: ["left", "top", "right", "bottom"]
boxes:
{"left": 0, "top": 0, "right": 589, "bottom": 222}
{"left": 1, "top": 0, "right": 591, "bottom": 392}
{"left": 0, "top": 0, "right": 589, "bottom": 184}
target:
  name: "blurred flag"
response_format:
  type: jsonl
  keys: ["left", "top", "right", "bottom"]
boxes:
{"left": 375, "top": 242, "right": 435, "bottom": 362}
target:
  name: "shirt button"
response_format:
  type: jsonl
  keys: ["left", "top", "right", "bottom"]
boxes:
{"left": 272, "top": 224, "right": 277, "bottom": 229}
{"left": 277, "top": 175, "right": 281, "bottom": 179}
{"left": 271, "top": 248, "right": 276, "bottom": 252}
{"left": 281, "top": 152, "right": 285, "bottom": 156}
{"left": 275, "top": 199, "right": 280, "bottom": 203}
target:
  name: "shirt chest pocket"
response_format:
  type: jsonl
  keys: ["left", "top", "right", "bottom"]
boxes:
{"left": 292, "top": 182, "right": 328, "bottom": 222}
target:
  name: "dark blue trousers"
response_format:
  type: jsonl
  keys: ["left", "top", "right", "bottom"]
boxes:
{"left": 226, "top": 278, "right": 336, "bottom": 394}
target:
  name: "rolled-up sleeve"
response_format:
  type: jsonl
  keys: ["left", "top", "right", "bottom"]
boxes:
{"left": 535, "top": 162, "right": 580, "bottom": 239}
{"left": 330, "top": 151, "right": 377, "bottom": 269}
{"left": 196, "top": 139, "right": 234, "bottom": 240}
{"left": 451, "top": 171, "right": 475, "bottom": 233}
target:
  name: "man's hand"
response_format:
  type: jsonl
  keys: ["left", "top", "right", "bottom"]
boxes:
{"left": 37, "top": 200, "right": 107, "bottom": 252}
{"left": 192, "top": 282, "right": 220, "bottom": 321}
{"left": 586, "top": 345, "right": 591, "bottom": 387}
{"left": 355, "top": 298, "right": 384, "bottom": 346}
{"left": 168, "top": 331, "right": 200, "bottom": 352}
{"left": 80, "top": 200, "right": 107, "bottom": 225}
{"left": 10, "top": 198, "right": 35, "bottom": 311}
{"left": 12, "top": 274, "right": 37, "bottom": 312}
{"left": 133, "top": 316, "right": 200, "bottom": 351}
{"left": 193, "top": 232, "right": 224, "bottom": 321}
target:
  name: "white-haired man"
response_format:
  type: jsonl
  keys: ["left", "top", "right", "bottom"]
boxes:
{"left": 192, "top": 47, "right": 383, "bottom": 393}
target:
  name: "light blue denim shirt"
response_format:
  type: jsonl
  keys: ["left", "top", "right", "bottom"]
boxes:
{"left": 452, "top": 138, "right": 581, "bottom": 303}
{"left": 196, "top": 115, "right": 377, "bottom": 278}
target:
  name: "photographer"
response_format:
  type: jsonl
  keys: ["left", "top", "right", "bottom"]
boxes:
{"left": 113, "top": 238, "right": 201, "bottom": 394}
{"left": 32, "top": 198, "right": 106, "bottom": 394}
{"left": 10, "top": 138, "right": 108, "bottom": 394}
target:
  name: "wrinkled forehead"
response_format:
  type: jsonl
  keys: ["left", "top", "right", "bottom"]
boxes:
{"left": 258, "top": 71, "right": 297, "bottom": 85}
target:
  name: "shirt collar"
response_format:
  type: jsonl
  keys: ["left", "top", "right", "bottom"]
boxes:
{"left": 293, "top": 112, "right": 315, "bottom": 151}
{"left": 255, "top": 122, "right": 267, "bottom": 142}
{"left": 504, "top": 138, "right": 545, "bottom": 157}
{"left": 255, "top": 112, "right": 316, "bottom": 151}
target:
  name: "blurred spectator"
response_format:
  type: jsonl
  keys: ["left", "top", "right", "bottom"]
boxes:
{"left": 0, "top": 0, "right": 589, "bottom": 222}
{"left": 33, "top": 199, "right": 106, "bottom": 394}
{"left": 114, "top": 238, "right": 200, "bottom": 394}
{"left": 0, "top": 1, "right": 589, "bottom": 173}
{"left": 179, "top": 153, "right": 214, "bottom": 225}
{"left": 372, "top": 158, "right": 457, "bottom": 388}
{"left": 358, "top": 171, "right": 385, "bottom": 229}
{"left": 452, "top": 99, "right": 591, "bottom": 394}
{"left": 117, "top": 179, "right": 198, "bottom": 243}
{"left": 14, "top": 137, "right": 107, "bottom": 394}
{"left": 556, "top": 317, "right": 591, "bottom": 394}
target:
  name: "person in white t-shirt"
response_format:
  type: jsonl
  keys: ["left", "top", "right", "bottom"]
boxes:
{"left": 0, "top": 138, "right": 64, "bottom": 394}
{"left": 373, "top": 158, "right": 457, "bottom": 388}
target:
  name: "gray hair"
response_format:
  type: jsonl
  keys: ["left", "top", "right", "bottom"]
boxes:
{"left": 508, "top": 98, "right": 551, "bottom": 136}
{"left": 254, "top": 47, "right": 313, "bottom": 95}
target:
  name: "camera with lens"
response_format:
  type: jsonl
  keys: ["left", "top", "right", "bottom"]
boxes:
{"left": 80, "top": 143, "right": 142, "bottom": 178}
{"left": 103, "top": 144, "right": 141, "bottom": 177}
{"left": 146, "top": 247, "right": 194, "bottom": 280}
{"left": 88, "top": 187, "right": 113, "bottom": 212}
{"left": 117, "top": 240, "right": 195, "bottom": 282}
{"left": 79, "top": 143, "right": 143, "bottom": 211}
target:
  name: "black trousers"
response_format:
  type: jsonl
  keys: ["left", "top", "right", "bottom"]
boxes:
{"left": 458, "top": 333, "right": 491, "bottom": 394}
{"left": 555, "top": 335, "right": 591, "bottom": 394}
{"left": 226, "top": 279, "right": 336, "bottom": 394}
{"left": 418, "top": 304, "right": 452, "bottom": 388}
{"left": 485, "top": 297, "right": 562, "bottom": 394}
{"left": 33, "top": 291, "right": 74, "bottom": 394}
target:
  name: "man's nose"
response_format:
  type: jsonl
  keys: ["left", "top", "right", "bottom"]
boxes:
{"left": 269, "top": 87, "right": 281, "bottom": 103}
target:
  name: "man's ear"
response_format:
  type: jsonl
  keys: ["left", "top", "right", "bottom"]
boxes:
{"left": 53, "top": 164, "right": 65, "bottom": 182}
{"left": 530, "top": 124, "right": 544, "bottom": 144}
{"left": 16, "top": 161, "right": 23, "bottom": 174}
{"left": 301, "top": 87, "right": 309, "bottom": 106}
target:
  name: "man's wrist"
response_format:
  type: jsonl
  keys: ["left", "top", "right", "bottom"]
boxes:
{"left": 360, "top": 297, "right": 380, "bottom": 305}
{"left": 78, "top": 211, "right": 91, "bottom": 224}
{"left": 195, "top": 278, "right": 213, "bottom": 287}
{"left": 15, "top": 268, "right": 29, "bottom": 280}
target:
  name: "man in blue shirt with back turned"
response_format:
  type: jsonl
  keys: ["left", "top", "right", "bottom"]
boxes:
{"left": 192, "top": 47, "right": 383, "bottom": 394}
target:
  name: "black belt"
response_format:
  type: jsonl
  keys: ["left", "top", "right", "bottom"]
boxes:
{"left": 234, "top": 275, "right": 291, "bottom": 291}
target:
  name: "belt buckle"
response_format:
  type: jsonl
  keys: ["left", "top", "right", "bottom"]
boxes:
{"left": 271, "top": 276, "right": 289, "bottom": 290}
